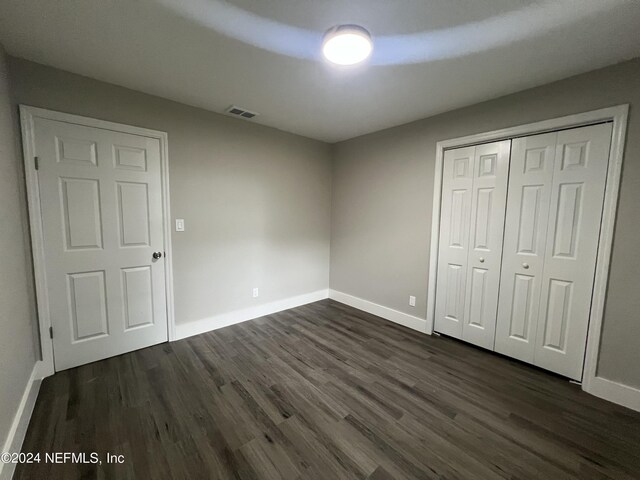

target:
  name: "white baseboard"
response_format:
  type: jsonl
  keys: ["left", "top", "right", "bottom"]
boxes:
{"left": 583, "top": 375, "right": 640, "bottom": 412}
{"left": 174, "top": 289, "right": 329, "bottom": 340}
{"left": 0, "top": 361, "right": 44, "bottom": 480}
{"left": 329, "top": 289, "right": 428, "bottom": 334}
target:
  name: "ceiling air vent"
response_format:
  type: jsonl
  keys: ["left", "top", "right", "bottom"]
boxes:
{"left": 225, "top": 105, "right": 260, "bottom": 120}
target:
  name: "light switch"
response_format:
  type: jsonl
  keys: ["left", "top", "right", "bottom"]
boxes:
{"left": 175, "top": 218, "right": 185, "bottom": 232}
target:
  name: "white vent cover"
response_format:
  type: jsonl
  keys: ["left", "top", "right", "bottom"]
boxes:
{"left": 225, "top": 105, "right": 260, "bottom": 120}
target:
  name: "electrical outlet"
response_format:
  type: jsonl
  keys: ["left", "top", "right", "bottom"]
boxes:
{"left": 252, "top": 287, "right": 259, "bottom": 298}
{"left": 409, "top": 295, "right": 416, "bottom": 307}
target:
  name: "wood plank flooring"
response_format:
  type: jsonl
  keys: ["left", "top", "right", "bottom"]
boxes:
{"left": 15, "top": 299, "right": 640, "bottom": 479}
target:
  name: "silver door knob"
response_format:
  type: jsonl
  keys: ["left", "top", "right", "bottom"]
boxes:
{"left": 479, "top": 257, "right": 485, "bottom": 263}
{"left": 152, "top": 251, "right": 163, "bottom": 259}
{"left": 522, "top": 263, "right": 529, "bottom": 269}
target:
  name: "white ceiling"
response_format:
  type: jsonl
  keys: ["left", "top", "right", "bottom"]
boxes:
{"left": 1, "top": 0, "right": 639, "bottom": 142}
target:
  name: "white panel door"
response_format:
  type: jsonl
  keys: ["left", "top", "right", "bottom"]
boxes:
{"left": 533, "top": 123, "right": 612, "bottom": 380}
{"left": 495, "top": 132, "right": 557, "bottom": 361}
{"left": 434, "top": 146, "right": 475, "bottom": 338}
{"left": 34, "top": 117, "right": 168, "bottom": 370}
{"left": 461, "top": 140, "right": 510, "bottom": 349}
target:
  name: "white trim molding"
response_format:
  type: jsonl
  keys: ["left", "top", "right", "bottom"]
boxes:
{"left": 19, "top": 106, "right": 176, "bottom": 376}
{"left": 426, "top": 105, "right": 633, "bottom": 410}
{"left": 175, "top": 290, "right": 329, "bottom": 340}
{"left": 0, "top": 361, "right": 45, "bottom": 480}
{"left": 585, "top": 376, "right": 640, "bottom": 413}
{"left": 329, "top": 290, "right": 427, "bottom": 333}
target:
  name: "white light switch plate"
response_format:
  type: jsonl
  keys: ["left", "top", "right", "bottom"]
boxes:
{"left": 175, "top": 218, "right": 185, "bottom": 232}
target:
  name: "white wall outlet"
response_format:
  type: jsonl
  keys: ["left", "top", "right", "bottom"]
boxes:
{"left": 175, "top": 218, "right": 185, "bottom": 232}
{"left": 252, "top": 287, "right": 259, "bottom": 298}
{"left": 409, "top": 295, "right": 416, "bottom": 307}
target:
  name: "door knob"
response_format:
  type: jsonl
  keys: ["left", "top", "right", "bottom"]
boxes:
{"left": 152, "top": 251, "right": 163, "bottom": 259}
{"left": 522, "top": 263, "right": 529, "bottom": 269}
{"left": 479, "top": 257, "right": 485, "bottom": 263}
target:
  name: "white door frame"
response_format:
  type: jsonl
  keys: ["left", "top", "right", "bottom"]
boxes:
{"left": 20, "top": 105, "right": 176, "bottom": 378}
{"left": 426, "top": 105, "right": 640, "bottom": 411}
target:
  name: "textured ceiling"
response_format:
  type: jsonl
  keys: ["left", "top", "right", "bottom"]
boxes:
{"left": 1, "top": 0, "right": 639, "bottom": 142}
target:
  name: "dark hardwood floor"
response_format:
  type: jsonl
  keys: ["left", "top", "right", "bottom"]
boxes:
{"left": 15, "top": 299, "right": 640, "bottom": 479}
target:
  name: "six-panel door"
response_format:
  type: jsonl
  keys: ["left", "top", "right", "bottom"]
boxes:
{"left": 493, "top": 123, "right": 611, "bottom": 380}
{"left": 495, "top": 132, "right": 557, "bottom": 362}
{"left": 434, "top": 140, "right": 510, "bottom": 348}
{"left": 437, "top": 124, "right": 611, "bottom": 380}
{"left": 35, "top": 117, "right": 168, "bottom": 371}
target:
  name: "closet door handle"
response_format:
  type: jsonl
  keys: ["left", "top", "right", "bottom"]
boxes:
{"left": 479, "top": 257, "right": 485, "bottom": 263}
{"left": 522, "top": 263, "right": 530, "bottom": 269}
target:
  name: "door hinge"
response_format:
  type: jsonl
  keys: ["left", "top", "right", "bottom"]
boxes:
{"left": 49, "top": 326, "right": 53, "bottom": 339}
{"left": 34, "top": 156, "right": 39, "bottom": 170}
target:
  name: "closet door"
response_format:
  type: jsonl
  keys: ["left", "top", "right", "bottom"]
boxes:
{"left": 461, "top": 141, "right": 511, "bottom": 349}
{"left": 433, "top": 146, "right": 475, "bottom": 338}
{"left": 495, "top": 132, "right": 556, "bottom": 362}
{"left": 534, "top": 123, "right": 612, "bottom": 380}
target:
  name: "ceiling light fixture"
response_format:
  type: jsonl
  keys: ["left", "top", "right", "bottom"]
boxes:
{"left": 322, "top": 25, "right": 372, "bottom": 66}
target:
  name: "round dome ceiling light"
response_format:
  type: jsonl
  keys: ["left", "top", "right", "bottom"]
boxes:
{"left": 322, "top": 25, "right": 373, "bottom": 66}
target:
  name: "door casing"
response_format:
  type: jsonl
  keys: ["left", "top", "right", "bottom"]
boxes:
{"left": 426, "top": 105, "right": 637, "bottom": 410}
{"left": 20, "top": 105, "right": 176, "bottom": 377}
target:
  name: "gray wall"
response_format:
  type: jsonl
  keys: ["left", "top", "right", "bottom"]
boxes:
{"left": 0, "top": 48, "right": 39, "bottom": 449}
{"left": 6, "top": 55, "right": 640, "bottom": 392}
{"left": 8, "top": 58, "right": 332, "bottom": 330}
{"left": 331, "top": 58, "right": 640, "bottom": 389}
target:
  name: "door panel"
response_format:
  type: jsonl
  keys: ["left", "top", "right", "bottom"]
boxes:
{"left": 117, "top": 181, "right": 151, "bottom": 247}
{"left": 472, "top": 188, "right": 493, "bottom": 249}
{"left": 495, "top": 133, "right": 556, "bottom": 362}
{"left": 56, "top": 136, "right": 97, "bottom": 166}
{"left": 508, "top": 274, "right": 535, "bottom": 339}
{"left": 114, "top": 145, "right": 148, "bottom": 171}
{"left": 551, "top": 182, "right": 583, "bottom": 258}
{"left": 461, "top": 141, "right": 510, "bottom": 349}
{"left": 467, "top": 267, "right": 488, "bottom": 328}
{"left": 60, "top": 177, "right": 103, "bottom": 250}
{"left": 449, "top": 189, "right": 468, "bottom": 247}
{"left": 35, "top": 117, "right": 168, "bottom": 371}
{"left": 443, "top": 263, "right": 465, "bottom": 324}
{"left": 434, "top": 146, "right": 474, "bottom": 338}
{"left": 67, "top": 270, "right": 109, "bottom": 341}
{"left": 541, "top": 279, "right": 572, "bottom": 351}
{"left": 534, "top": 123, "right": 612, "bottom": 380}
{"left": 516, "top": 185, "right": 543, "bottom": 254}
{"left": 122, "top": 266, "right": 155, "bottom": 330}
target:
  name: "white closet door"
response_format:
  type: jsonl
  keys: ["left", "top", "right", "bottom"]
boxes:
{"left": 495, "top": 133, "right": 556, "bottom": 361}
{"left": 461, "top": 141, "right": 511, "bottom": 349}
{"left": 434, "top": 146, "right": 475, "bottom": 338}
{"left": 533, "top": 123, "right": 612, "bottom": 380}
